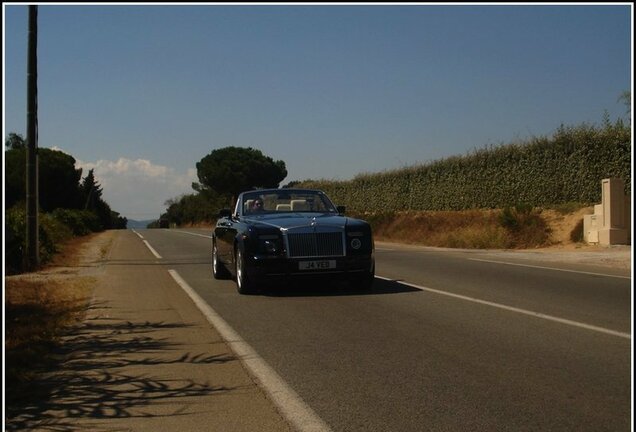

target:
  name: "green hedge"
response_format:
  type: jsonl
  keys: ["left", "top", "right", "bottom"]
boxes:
{"left": 51, "top": 208, "right": 101, "bottom": 236}
{"left": 4, "top": 207, "right": 105, "bottom": 274}
{"left": 301, "top": 122, "right": 631, "bottom": 212}
{"left": 5, "top": 207, "right": 74, "bottom": 274}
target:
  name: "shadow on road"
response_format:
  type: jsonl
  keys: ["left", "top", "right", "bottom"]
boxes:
{"left": 5, "top": 310, "right": 236, "bottom": 431}
{"left": 100, "top": 257, "right": 421, "bottom": 298}
{"left": 261, "top": 277, "right": 421, "bottom": 297}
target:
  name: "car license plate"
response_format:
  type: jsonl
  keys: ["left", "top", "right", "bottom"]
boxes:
{"left": 298, "top": 260, "right": 336, "bottom": 270}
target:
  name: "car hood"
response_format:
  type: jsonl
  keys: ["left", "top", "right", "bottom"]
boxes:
{"left": 242, "top": 212, "right": 349, "bottom": 231}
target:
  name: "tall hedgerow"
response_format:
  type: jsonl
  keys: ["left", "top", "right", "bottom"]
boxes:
{"left": 300, "top": 120, "right": 631, "bottom": 213}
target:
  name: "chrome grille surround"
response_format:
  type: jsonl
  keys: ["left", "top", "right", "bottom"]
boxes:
{"left": 285, "top": 231, "right": 345, "bottom": 258}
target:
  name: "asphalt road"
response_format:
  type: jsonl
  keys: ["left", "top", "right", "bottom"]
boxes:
{"left": 137, "top": 228, "right": 632, "bottom": 432}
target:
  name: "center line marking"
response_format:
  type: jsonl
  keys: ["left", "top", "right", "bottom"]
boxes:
{"left": 173, "top": 230, "right": 213, "bottom": 239}
{"left": 168, "top": 270, "right": 332, "bottom": 432}
{"left": 143, "top": 240, "right": 162, "bottom": 259}
{"left": 375, "top": 275, "right": 630, "bottom": 339}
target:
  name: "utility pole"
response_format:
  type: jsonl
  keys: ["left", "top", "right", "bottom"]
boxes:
{"left": 26, "top": 5, "right": 39, "bottom": 270}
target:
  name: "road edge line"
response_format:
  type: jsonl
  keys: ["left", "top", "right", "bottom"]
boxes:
{"left": 469, "top": 258, "right": 631, "bottom": 280}
{"left": 168, "top": 269, "right": 332, "bottom": 432}
{"left": 375, "top": 276, "right": 631, "bottom": 340}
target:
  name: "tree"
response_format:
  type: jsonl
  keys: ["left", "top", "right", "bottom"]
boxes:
{"left": 162, "top": 192, "right": 225, "bottom": 226}
{"left": 4, "top": 146, "right": 83, "bottom": 211}
{"left": 80, "top": 169, "right": 103, "bottom": 211}
{"left": 39, "top": 149, "right": 84, "bottom": 211}
{"left": 195, "top": 147, "right": 287, "bottom": 202}
{"left": 618, "top": 90, "right": 631, "bottom": 125}
{"left": 5, "top": 133, "right": 26, "bottom": 150}
{"left": 79, "top": 169, "right": 125, "bottom": 229}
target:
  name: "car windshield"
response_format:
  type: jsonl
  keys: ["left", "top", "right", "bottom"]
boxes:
{"left": 242, "top": 190, "right": 337, "bottom": 215}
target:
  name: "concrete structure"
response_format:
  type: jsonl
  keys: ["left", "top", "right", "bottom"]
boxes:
{"left": 583, "top": 178, "right": 631, "bottom": 245}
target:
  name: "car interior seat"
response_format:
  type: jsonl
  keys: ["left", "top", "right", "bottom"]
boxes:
{"left": 244, "top": 199, "right": 254, "bottom": 213}
{"left": 291, "top": 199, "right": 310, "bottom": 211}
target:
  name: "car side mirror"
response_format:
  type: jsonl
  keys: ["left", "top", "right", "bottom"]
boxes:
{"left": 218, "top": 208, "right": 232, "bottom": 218}
{"left": 337, "top": 205, "right": 346, "bottom": 215}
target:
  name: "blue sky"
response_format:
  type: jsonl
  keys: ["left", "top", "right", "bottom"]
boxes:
{"left": 3, "top": 4, "right": 632, "bottom": 220}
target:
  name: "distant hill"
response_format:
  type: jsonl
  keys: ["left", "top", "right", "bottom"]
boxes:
{"left": 127, "top": 219, "right": 156, "bottom": 229}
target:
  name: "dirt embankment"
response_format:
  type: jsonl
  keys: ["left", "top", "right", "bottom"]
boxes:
{"left": 539, "top": 207, "right": 593, "bottom": 248}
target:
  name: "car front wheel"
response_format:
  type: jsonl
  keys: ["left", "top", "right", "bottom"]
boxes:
{"left": 235, "top": 247, "right": 257, "bottom": 295}
{"left": 213, "top": 241, "right": 229, "bottom": 279}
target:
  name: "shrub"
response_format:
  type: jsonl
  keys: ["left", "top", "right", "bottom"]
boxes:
{"left": 51, "top": 208, "right": 100, "bottom": 236}
{"left": 36, "top": 213, "right": 74, "bottom": 264}
{"left": 498, "top": 206, "right": 551, "bottom": 248}
{"left": 5, "top": 206, "right": 27, "bottom": 274}
{"left": 499, "top": 206, "right": 520, "bottom": 231}
{"left": 4, "top": 206, "right": 74, "bottom": 274}
{"left": 499, "top": 204, "right": 534, "bottom": 231}
{"left": 570, "top": 219, "right": 585, "bottom": 243}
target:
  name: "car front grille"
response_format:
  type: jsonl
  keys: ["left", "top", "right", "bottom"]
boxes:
{"left": 286, "top": 232, "right": 344, "bottom": 258}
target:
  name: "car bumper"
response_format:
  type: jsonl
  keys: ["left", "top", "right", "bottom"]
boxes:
{"left": 246, "top": 253, "right": 374, "bottom": 281}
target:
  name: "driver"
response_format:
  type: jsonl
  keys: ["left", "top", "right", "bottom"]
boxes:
{"left": 252, "top": 198, "right": 265, "bottom": 213}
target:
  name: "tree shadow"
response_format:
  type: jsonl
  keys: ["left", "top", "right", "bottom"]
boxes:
{"left": 5, "top": 312, "right": 237, "bottom": 431}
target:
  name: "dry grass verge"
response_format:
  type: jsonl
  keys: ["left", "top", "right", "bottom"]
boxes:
{"left": 358, "top": 206, "right": 591, "bottom": 249}
{"left": 365, "top": 210, "right": 514, "bottom": 248}
{"left": 5, "top": 277, "right": 94, "bottom": 406}
{"left": 5, "top": 231, "right": 113, "bottom": 409}
{"left": 176, "top": 206, "right": 592, "bottom": 250}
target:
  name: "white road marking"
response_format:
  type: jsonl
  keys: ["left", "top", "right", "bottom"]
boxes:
{"left": 131, "top": 229, "right": 144, "bottom": 239}
{"left": 169, "top": 230, "right": 213, "bottom": 239}
{"left": 375, "top": 275, "right": 631, "bottom": 340}
{"left": 469, "top": 258, "right": 631, "bottom": 280}
{"left": 159, "top": 231, "right": 629, "bottom": 338}
{"left": 168, "top": 270, "right": 332, "bottom": 432}
{"left": 142, "top": 240, "right": 162, "bottom": 259}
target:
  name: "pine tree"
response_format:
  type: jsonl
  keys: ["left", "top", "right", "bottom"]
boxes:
{"left": 80, "top": 169, "right": 103, "bottom": 211}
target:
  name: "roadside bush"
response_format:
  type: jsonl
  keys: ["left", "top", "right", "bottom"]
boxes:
{"left": 146, "top": 220, "right": 160, "bottom": 229}
{"left": 37, "top": 213, "right": 74, "bottom": 265}
{"left": 570, "top": 219, "right": 585, "bottom": 243}
{"left": 499, "top": 204, "right": 534, "bottom": 231}
{"left": 51, "top": 208, "right": 100, "bottom": 236}
{"left": 499, "top": 205, "right": 551, "bottom": 248}
{"left": 5, "top": 206, "right": 27, "bottom": 274}
{"left": 5, "top": 206, "right": 74, "bottom": 274}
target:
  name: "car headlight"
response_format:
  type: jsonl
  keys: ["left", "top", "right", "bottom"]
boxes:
{"left": 347, "top": 231, "right": 367, "bottom": 250}
{"left": 259, "top": 234, "right": 282, "bottom": 254}
{"left": 347, "top": 229, "right": 372, "bottom": 252}
{"left": 350, "top": 238, "right": 362, "bottom": 250}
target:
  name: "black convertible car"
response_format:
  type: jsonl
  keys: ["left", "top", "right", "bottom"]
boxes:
{"left": 212, "top": 188, "right": 375, "bottom": 294}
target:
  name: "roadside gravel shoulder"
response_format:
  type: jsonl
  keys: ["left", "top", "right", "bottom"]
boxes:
{"left": 484, "top": 244, "right": 632, "bottom": 271}
{"left": 376, "top": 240, "right": 632, "bottom": 273}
